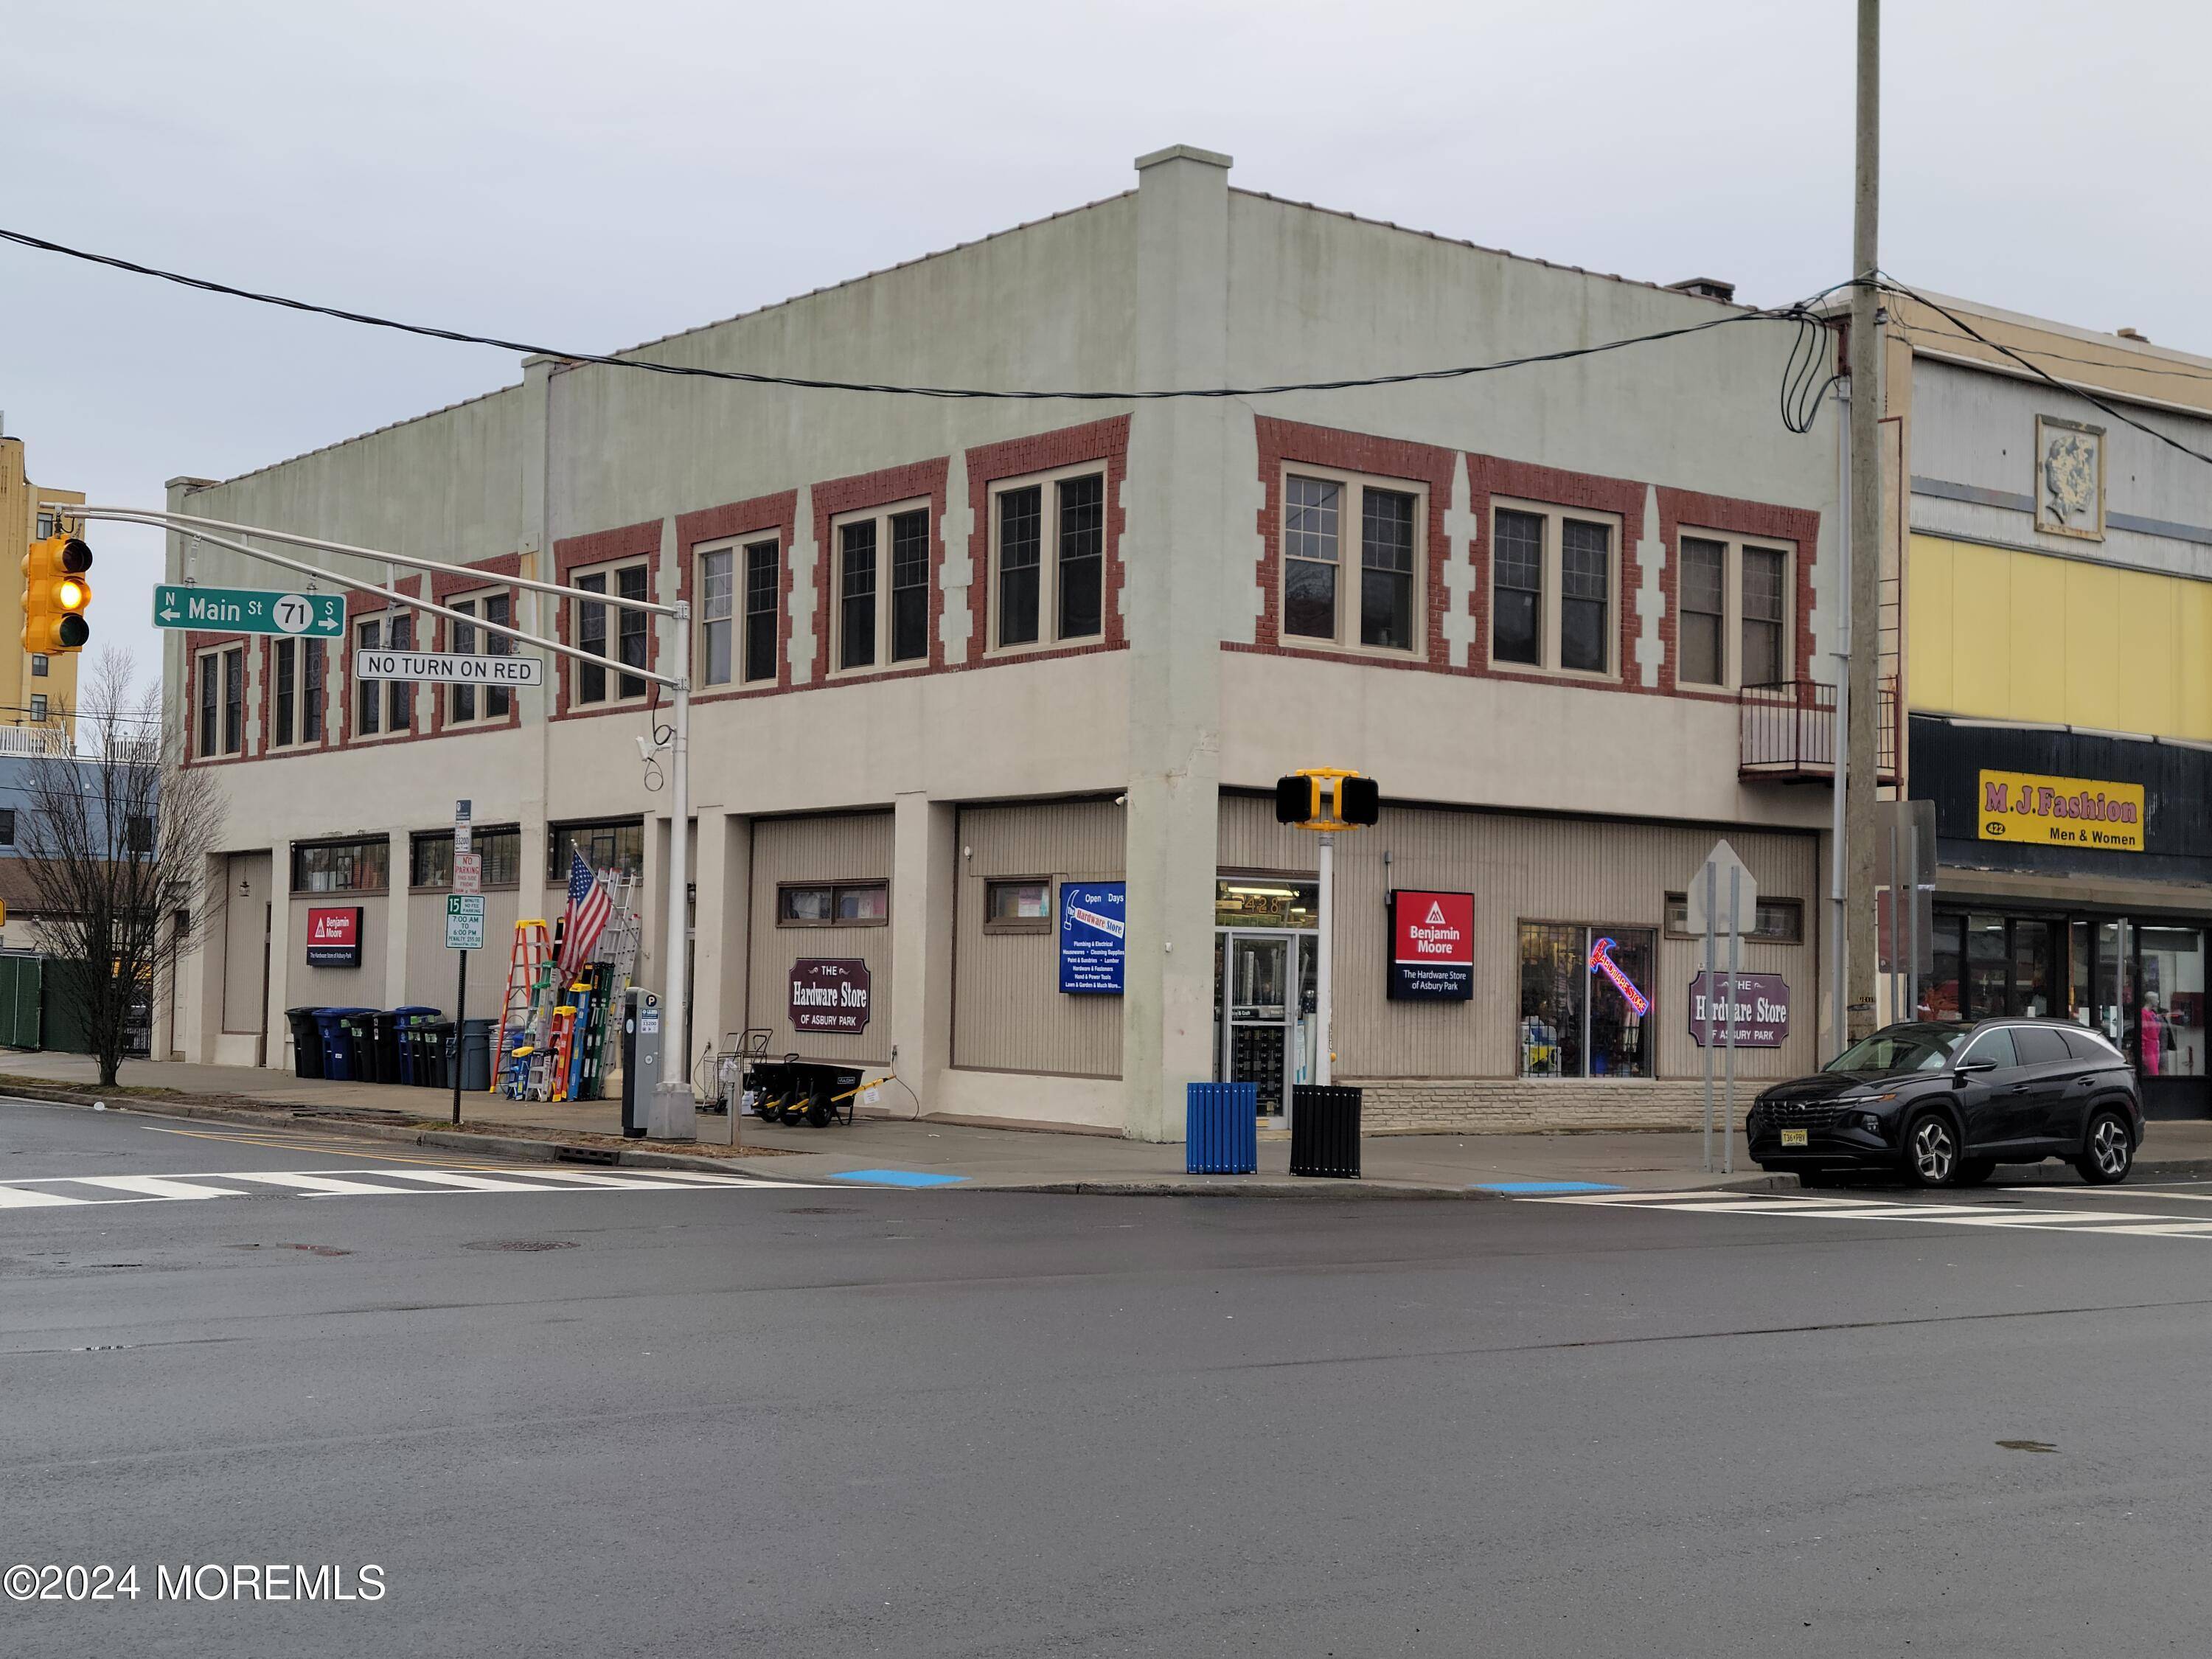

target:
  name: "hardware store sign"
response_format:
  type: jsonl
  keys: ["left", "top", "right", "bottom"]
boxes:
{"left": 1059, "top": 881, "right": 1126, "bottom": 995}
{"left": 1978, "top": 769, "right": 2143, "bottom": 852}
{"left": 1388, "top": 889, "right": 1474, "bottom": 1001}
{"left": 790, "top": 959, "right": 872, "bottom": 1033}
{"left": 1686, "top": 971, "right": 1790, "bottom": 1048}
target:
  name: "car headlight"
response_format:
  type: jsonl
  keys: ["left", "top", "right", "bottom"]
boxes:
{"left": 1856, "top": 1111, "right": 1883, "bottom": 1133}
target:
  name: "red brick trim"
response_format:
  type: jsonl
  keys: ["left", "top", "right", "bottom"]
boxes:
{"left": 676, "top": 491, "right": 798, "bottom": 704}
{"left": 964, "top": 417, "right": 1130, "bottom": 661}
{"left": 1252, "top": 418, "right": 1457, "bottom": 667}
{"left": 552, "top": 522, "right": 661, "bottom": 720}
{"left": 1465, "top": 454, "right": 1646, "bottom": 689}
{"left": 809, "top": 458, "right": 949, "bottom": 686}
{"left": 338, "top": 574, "right": 425, "bottom": 747}
{"left": 1654, "top": 490, "right": 1821, "bottom": 700}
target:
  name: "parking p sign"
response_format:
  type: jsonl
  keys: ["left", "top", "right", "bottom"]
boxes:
{"left": 445, "top": 894, "right": 485, "bottom": 951}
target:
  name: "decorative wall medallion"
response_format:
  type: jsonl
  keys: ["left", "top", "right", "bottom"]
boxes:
{"left": 2035, "top": 414, "right": 2105, "bottom": 541}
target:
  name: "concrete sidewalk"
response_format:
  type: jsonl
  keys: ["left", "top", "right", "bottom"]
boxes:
{"left": 6, "top": 1049, "right": 2210, "bottom": 1195}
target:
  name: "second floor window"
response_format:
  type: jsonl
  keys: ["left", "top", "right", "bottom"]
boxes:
{"left": 271, "top": 637, "right": 325, "bottom": 748}
{"left": 449, "top": 593, "right": 513, "bottom": 724}
{"left": 833, "top": 506, "right": 931, "bottom": 673}
{"left": 744, "top": 539, "right": 779, "bottom": 683}
{"left": 1677, "top": 534, "right": 1794, "bottom": 689}
{"left": 701, "top": 538, "right": 786, "bottom": 688}
{"left": 197, "top": 645, "right": 245, "bottom": 758}
{"left": 1281, "top": 470, "right": 1422, "bottom": 654}
{"left": 291, "top": 836, "right": 389, "bottom": 893}
{"left": 1490, "top": 501, "right": 1619, "bottom": 678}
{"left": 992, "top": 470, "right": 1105, "bottom": 653}
{"left": 27, "top": 693, "right": 47, "bottom": 724}
{"left": 574, "top": 563, "right": 649, "bottom": 705}
{"left": 30, "top": 655, "right": 47, "bottom": 678}
{"left": 356, "top": 612, "right": 414, "bottom": 736}
{"left": 0, "top": 809, "right": 15, "bottom": 846}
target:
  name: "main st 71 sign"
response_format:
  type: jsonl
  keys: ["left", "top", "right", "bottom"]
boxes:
{"left": 153, "top": 585, "right": 345, "bottom": 638}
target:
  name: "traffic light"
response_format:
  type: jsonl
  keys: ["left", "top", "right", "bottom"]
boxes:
{"left": 1275, "top": 773, "right": 1321, "bottom": 824}
{"left": 22, "top": 533, "right": 92, "bottom": 655}
{"left": 1338, "top": 775, "right": 1380, "bottom": 827}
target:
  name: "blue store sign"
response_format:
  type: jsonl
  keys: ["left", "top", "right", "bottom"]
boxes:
{"left": 1059, "top": 881, "right": 1127, "bottom": 995}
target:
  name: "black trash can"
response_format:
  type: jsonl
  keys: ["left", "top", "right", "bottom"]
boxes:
{"left": 1289, "top": 1085, "right": 1363, "bottom": 1178}
{"left": 362, "top": 1012, "right": 397, "bottom": 1084}
{"left": 286, "top": 1007, "right": 327, "bottom": 1080}
{"left": 420, "top": 1021, "right": 455, "bottom": 1090}
{"left": 390, "top": 1006, "right": 439, "bottom": 1084}
{"left": 459, "top": 1017, "right": 498, "bottom": 1093}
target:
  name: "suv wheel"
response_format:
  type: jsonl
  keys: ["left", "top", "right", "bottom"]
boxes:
{"left": 1902, "top": 1110, "right": 1959, "bottom": 1188}
{"left": 2076, "top": 1110, "right": 2134, "bottom": 1186}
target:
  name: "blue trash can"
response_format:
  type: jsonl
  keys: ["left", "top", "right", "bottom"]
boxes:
{"left": 314, "top": 1007, "right": 375, "bottom": 1082}
{"left": 389, "top": 1006, "right": 440, "bottom": 1084}
{"left": 1186, "top": 1082, "right": 1259, "bottom": 1175}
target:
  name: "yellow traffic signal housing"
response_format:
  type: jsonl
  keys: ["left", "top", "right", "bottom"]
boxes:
{"left": 1273, "top": 768, "right": 1380, "bottom": 830}
{"left": 22, "top": 533, "right": 92, "bottom": 655}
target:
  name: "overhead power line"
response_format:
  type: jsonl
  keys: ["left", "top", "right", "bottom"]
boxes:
{"left": 0, "top": 223, "right": 1836, "bottom": 426}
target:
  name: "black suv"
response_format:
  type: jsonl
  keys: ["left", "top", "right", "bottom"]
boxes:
{"left": 1747, "top": 1018, "right": 2144, "bottom": 1188}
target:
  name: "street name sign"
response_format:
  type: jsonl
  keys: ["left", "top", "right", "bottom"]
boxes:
{"left": 445, "top": 894, "right": 486, "bottom": 951}
{"left": 356, "top": 650, "right": 544, "bottom": 687}
{"left": 153, "top": 585, "right": 345, "bottom": 638}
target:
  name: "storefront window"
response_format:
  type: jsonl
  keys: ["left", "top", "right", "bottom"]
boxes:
{"left": 2137, "top": 927, "right": 2205, "bottom": 1083}
{"left": 1215, "top": 880, "right": 1318, "bottom": 930}
{"left": 1517, "top": 922, "right": 1654, "bottom": 1079}
{"left": 2069, "top": 921, "right": 2093, "bottom": 1026}
{"left": 2095, "top": 920, "right": 2129, "bottom": 1050}
{"left": 1922, "top": 914, "right": 1963, "bottom": 1020}
{"left": 2011, "top": 919, "right": 2056, "bottom": 1018}
{"left": 1964, "top": 914, "right": 2007, "bottom": 1018}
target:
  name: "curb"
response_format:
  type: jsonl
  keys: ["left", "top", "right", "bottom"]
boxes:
{"left": 2, "top": 1083, "right": 822, "bottom": 1183}
{"left": 991, "top": 1179, "right": 1503, "bottom": 1200}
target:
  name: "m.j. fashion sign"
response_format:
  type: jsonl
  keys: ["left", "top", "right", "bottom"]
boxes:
{"left": 1387, "top": 890, "right": 1474, "bottom": 1000}
{"left": 1978, "top": 769, "right": 2144, "bottom": 853}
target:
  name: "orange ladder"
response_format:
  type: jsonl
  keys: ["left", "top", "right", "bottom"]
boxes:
{"left": 490, "top": 919, "right": 553, "bottom": 1092}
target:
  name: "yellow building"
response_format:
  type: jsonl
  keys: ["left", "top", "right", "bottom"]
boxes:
{"left": 0, "top": 434, "right": 83, "bottom": 739}
{"left": 1886, "top": 291, "right": 2212, "bottom": 1117}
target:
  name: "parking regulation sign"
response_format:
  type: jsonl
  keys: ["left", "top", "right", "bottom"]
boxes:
{"left": 445, "top": 894, "right": 485, "bottom": 951}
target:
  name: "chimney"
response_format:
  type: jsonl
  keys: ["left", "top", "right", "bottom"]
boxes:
{"left": 1666, "top": 276, "right": 1736, "bottom": 304}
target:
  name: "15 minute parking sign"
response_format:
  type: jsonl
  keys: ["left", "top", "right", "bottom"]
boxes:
{"left": 445, "top": 894, "right": 485, "bottom": 951}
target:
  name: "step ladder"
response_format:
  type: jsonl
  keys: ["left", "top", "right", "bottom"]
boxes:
{"left": 588, "top": 877, "right": 646, "bottom": 1098}
{"left": 489, "top": 920, "right": 554, "bottom": 1093}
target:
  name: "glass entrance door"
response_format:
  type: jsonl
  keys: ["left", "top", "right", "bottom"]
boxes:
{"left": 1223, "top": 933, "right": 1295, "bottom": 1121}
{"left": 2134, "top": 924, "right": 2208, "bottom": 1119}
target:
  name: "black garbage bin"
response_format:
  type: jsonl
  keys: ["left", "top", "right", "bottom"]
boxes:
{"left": 459, "top": 1017, "right": 497, "bottom": 1093}
{"left": 341, "top": 1012, "right": 383, "bottom": 1084}
{"left": 390, "top": 1006, "right": 439, "bottom": 1084}
{"left": 286, "top": 1007, "right": 327, "bottom": 1080}
{"left": 1289, "top": 1085, "right": 1363, "bottom": 1178}
{"left": 420, "top": 1021, "right": 454, "bottom": 1090}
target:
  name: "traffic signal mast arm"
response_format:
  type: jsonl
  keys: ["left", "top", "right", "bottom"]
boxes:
{"left": 75, "top": 506, "right": 678, "bottom": 688}
{"left": 81, "top": 498, "right": 698, "bottom": 1145}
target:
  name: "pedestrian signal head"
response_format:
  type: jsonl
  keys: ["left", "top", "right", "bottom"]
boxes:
{"left": 22, "top": 534, "right": 92, "bottom": 654}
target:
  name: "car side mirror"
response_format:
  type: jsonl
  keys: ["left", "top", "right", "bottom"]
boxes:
{"left": 1955, "top": 1057, "right": 1997, "bottom": 1078}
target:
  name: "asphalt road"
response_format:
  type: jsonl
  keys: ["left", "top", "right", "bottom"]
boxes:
{"left": 7, "top": 1099, "right": 2212, "bottom": 1658}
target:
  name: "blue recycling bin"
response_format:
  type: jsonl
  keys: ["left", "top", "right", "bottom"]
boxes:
{"left": 390, "top": 1006, "right": 440, "bottom": 1083}
{"left": 313, "top": 1007, "right": 375, "bottom": 1082}
{"left": 1186, "top": 1081, "right": 1259, "bottom": 1175}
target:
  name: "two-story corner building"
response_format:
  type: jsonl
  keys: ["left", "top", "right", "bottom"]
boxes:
{"left": 0, "top": 430, "right": 83, "bottom": 738}
{"left": 159, "top": 145, "right": 1849, "bottom": 1140}
{"left": 1888, "top": 290, "right": 2212, "bottom": 1118}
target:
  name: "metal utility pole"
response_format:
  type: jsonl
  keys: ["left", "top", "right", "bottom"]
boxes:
{"left": 1845, "top": 0, "right": 1883, "bottom": 1042}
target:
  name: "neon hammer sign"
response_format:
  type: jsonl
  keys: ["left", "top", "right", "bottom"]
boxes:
{"left": 1587, "top": 936, "right": 1651, "bottom": 1016}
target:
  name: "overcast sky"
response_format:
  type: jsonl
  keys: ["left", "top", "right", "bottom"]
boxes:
{"left": 6, "top": 0, "right": 2207, "bottom": 679}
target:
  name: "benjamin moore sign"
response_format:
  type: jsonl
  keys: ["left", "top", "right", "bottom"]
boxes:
{"left": 1978, "top": 769, "right": 2144, "bottom": 852}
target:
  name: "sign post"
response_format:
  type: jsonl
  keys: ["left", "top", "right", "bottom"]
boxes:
{"left": 1688, "top": 840, "right": 1758, "bottom": 1174}
{"left": 446, "top": 800, "right": 478, "bottom": 1124}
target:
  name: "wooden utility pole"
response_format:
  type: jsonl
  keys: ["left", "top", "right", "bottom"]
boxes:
{"left": 1846, "top": 0, "right": 1883, "bottom": 1040}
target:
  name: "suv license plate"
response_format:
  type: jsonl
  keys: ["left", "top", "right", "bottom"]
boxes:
{"left": 1780, "top": 1129, "right": 1809, "bottom": 1147}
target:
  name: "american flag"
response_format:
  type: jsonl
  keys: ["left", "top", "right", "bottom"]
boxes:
{"left": 556, "top": 849, "right": 613, "bottom": 974}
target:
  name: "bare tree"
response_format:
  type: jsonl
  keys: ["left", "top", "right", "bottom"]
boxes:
{"left": 18, "top": 650, "right": 226, "bottom": 1085}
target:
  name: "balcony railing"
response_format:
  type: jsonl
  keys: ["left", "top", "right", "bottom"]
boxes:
{"left": 1738, "top": 679, "right": 1898, "bottom": 782}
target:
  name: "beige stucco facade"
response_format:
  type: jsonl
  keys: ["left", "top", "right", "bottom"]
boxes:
{"left": 159, "top": 146, "right": 1844, "bottom": 1138}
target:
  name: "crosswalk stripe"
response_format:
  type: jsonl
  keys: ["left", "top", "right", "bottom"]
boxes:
{"left": 0, "top": 1184, "right": 90, "bottom": 1208}
{"left": 237, "top": 1172, "right": 436, "bottom": 1197}
{"left": 371, "top": 1170, "right": 602, "bottom": 1194}
{"left": 1524, "top": 1186, "right": 2212, "bottom": 1242}
{"left": 69, "top": 1175, "right": 252, "bottom": 1200}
